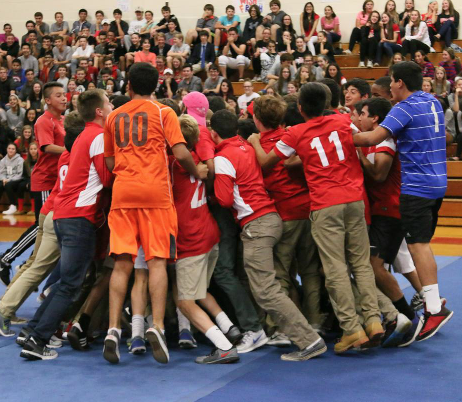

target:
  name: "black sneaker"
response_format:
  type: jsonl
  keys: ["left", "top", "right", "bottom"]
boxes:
{"left": 20, "top": 336, "right": 58, "bottom": 360}
{"left": 416, "top": 305, "right": 453, "bottom": 342}
{"left": 224, "top": 325, "right": 243, "bottom": 346}
{"left": 0, "top": 260, "right": 11, "bottom": 287}
{"left": 16, "top": 326, "right": 32, "bottom": 346}
{"left": 195, "top": 347, "right": 240, "bottom": 364}
{"left": 67, "top": 323, "right": 88, "bottom": 351}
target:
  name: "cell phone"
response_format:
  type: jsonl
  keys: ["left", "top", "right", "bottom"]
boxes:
{"left": 106, "top": 85, "right": 113, "bottom": 91}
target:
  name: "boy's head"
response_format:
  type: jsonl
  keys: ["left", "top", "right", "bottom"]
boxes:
{"left": 100, "top": 68, "right": 112, "bottom": 82}
{"left": 77, "top": 89, "right": 112, "bottom": 122}
{"left": 238, "top": 119, "right": 258, "bottom": 140}
{"left": 21, "top": 43, "right": 31, "bottom": 56}
{"left": 344, "top": 78, "right": 371, "bottom": 108}
{"left": 179, "top": 115, "right": 200, "bottom": 150}
{"left": 25, "top": 69, "right": 35, "bottom": 81}
{"left": 283, "top": 101, "right": 304, "bottom": 127}
{"left": 320, "top": 78, "right": 340, "bottom": 109}
{"left": 12, "top": 59, "right": 21, "bottom": 71}
{"left": 280, "top": 53, "right": 294, "bottom": 66}
{"left": 64, "top": 111, "right": 86, "bottom": 152}
{"left": 317, "top": 82, "right": 332, "bottom": 110}
{"left": 359, "top": 98, "right": 392, "bottom": 132}
{"left": 253, "top": 95, "right": 287, "bottom": 130}
{"left": 372, "top": 76, "right": 392, "bottom": 100}
{"left": 58, "top": 66, "right": 67, "bottom": 76}
{"left": 226, "top": 5, "right": 235, "bottom": 17}
{"left": 161, "top": 6, "right": 171, "bottom": 18}
{"left": 199, "top": 30, "right": 209, "bottom": 41}
{"left": 75, "top": 68, "right": 86, "bottom": 81}
{"left": 204, "top": 4, "right": 215, "bottom": 15}
{"left": 210, "top": 109, "right": 238, "bottom": 142}
{"left": 298, "top": 82, "right": 326, "bottom": 119}
{"left": 128, "top": 62, "right": 159, "bottom": 96}
{"left": 208, "top": 96, "right": 227, "bottom": 113}
{"left": 183, "top": 92, "right": 209, "bottom": 127}
{"left": 390, "top": 61, "right": 423, "bottom": 102}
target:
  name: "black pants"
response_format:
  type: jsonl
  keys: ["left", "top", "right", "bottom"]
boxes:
{"left": 0, "top": 180, "right": 21, "bottom": 205}
{"left": 401, "top": 39, "right": 430, "bottom": 59}
{"left": 360, "top": 36, "right": 379, "bottom": 62}
{"left": 349, "top": 27, "right": 362, "bottom": 51}
{"left": 252, "top": 56, "right": 262, "bottom": 75}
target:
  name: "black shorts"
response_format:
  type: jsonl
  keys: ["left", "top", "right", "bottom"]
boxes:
{"left": 369, "top": 215, "right": 405, "bottom": 264}
{"left": 399, "top": 194, "right": 443, "bottom": 244}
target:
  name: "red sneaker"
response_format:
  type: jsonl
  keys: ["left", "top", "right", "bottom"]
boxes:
{"left": 416, "top": 305, "right": 453, "bottom": 342}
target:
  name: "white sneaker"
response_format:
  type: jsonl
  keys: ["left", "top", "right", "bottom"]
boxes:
{"left": 47, "top": 335, "right": 63, "bottom": 349}
{"left": 373, "top": 62, "right": 380, "bottom": 67}
{"left": 367, "top": 60, "right": 373, "bottom": 68}
{"left": 3, "top": 205, "right": 17, "bottom": 215}
{"left": 344, "top": 49, "right": 352, "bottom": 55}
{"left": 236, "top": 329, "right": 268, "bottom": 353}
{"left": 358, "top": 61, "right": 365, "bottom": 67}
{"left": 267, "top": 331, "right": 291, "bottom": 347}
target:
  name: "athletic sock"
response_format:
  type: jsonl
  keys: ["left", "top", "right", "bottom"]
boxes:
{"left": 392, "top": 296, "right": 415, "bottom": 321}
{"left": 423, "top": 284, "right": 442, "bottom": 314}
{"left": 205, "top": 325, "right": 233, "bottom": 351}
{"left": 108, "top": 327, "right": 122, "bottom": 339}
{"left": 215, "top": 311, "right": 233, "bottom": 334}
{"left": 419, "top": 289, "right": 425, "bottom": 298}
{"left": 132, "top": 314, "right": 145, "bottom": 339}
{"left": 176, "top": 307, "right": 190, "bottom": 332}
{"left": 78, "top": 313, "right": 91, "bottom": 334}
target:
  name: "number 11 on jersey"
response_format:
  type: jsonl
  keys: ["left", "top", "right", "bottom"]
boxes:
{"left": 310, "top": 131, "right": 345, "bottom": 167}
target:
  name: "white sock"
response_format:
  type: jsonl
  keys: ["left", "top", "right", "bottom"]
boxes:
{"left": 215, "top": 311, "right": 233, "bottom": 333}
{"left": 108, "top": 327, "right": 122, "bottom": 339}
{"left": 132, "top": 314, "right": 145, "bottom": 339}
{"left": 423, "top": 284, "right": 442, "bottom": 314}
{"left": 177, "top": 307, "right": 190, "bottom": 332}
{"left": 205, "top": 325, "right": 233, "bottom": 351}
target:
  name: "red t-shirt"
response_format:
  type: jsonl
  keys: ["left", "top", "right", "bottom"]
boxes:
{"left": 53, "top": 122, "right": 113, "bottom": 225}
{"left": 170, "top": 152, "right": 220, "bottom": 259}
{"left": 304, "top": 14, "right": 320, "bottom": 36}
{"left": 259, "top": 127, "right": 310, "bottom": 221}
{"left": 195, "top": 125, "right": 215, "bottom": 162}
{"left": 384, "top": 23, "right": 402, "bottom": 45}
{"left": 41, "top": 151, "right": 70, "bottom": 216}
{"left": 362, "top": 138, "right": 401, "bottom": 219}
{"left": 274, "top": 114, "right": 364, "bottom": 211}
{"left": 31, "top": 110, "right": 65, "bottom": 192}
{"left": 214, "top": 136, "right": 277, "bottom": 227}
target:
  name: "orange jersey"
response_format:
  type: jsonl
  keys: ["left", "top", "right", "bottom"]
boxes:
{"left": 104, "top": 99, "right": 186, "bottom": 209}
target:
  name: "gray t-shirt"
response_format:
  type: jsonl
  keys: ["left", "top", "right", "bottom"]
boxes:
{"left": 50, "top": 21, "right": 70, "bottom": 34}
{"left": 178, "top": 76, "right": 203, "bottom": 92}
{"left": 204, "top": 76, "right": 224, "bottom": 90}
{"left": 169, "top": 43, "right": 190, "bottom": 55}
{"left": 18, "top": 55, "right": 39, "bottom": 76}
{"left": 53, "top": 45, "right": 72, "bottom": 62}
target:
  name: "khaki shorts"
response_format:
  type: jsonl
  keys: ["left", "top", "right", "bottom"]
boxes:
{"left": 176, "top": 244, "right": 219, "bottom": 301}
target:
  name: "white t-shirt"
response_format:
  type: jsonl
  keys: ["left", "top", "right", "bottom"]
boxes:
{"left": 238, "top": 92, "right": 260, "bottom": 111}
{"left": 128, "top": 18, "right": 147, "bottom": 34}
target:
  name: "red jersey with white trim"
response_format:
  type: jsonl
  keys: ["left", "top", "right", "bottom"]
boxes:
{"left": 274, "top": 114, "right": 364, "bottom": 211}
{"left": 195, "top": 125, "right": 216, "bottom": 162}
{"left": 170, "top": 152, "right": 220, "bottom": 259}
{"left": 41, "top": 151, "right": 70, "bottom": 216}
{"left": 31, "top": 110, "right": 65, "bottom": 191}
{"left": 259, "top": 127, "right": 310, "bottom": 221}
{"left": 214, "top": 136, "right": 277, "bottom": 227}
{"left": 363, "top": 138, "right": 401, "bottom": 219}
{"left": 53, "top": 122, "right": 113, "bottom": 225}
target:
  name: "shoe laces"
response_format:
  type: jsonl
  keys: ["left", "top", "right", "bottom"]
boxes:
{"left": 241, "top": 331, "right": 254, "bottom": 343}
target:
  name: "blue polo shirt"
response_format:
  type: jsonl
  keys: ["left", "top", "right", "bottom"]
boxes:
{"left": 380, "top": 91, "right": 447, "bottom": 199}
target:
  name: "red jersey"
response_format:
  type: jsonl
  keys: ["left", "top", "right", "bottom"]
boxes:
{"left": 31, "top": 110, "right": 65, "bottom": 191}
{"left": 274, "top": 114, "right": 364, "bottom": 211}
{"left": 53, "top": 122, "right": 113, "bottom": 225}
{"left": 170, "top": 152, "right": 220, "bottom": 259}
{"left": 214, "top": 136, "right": 277, "bottom": 227}
{"left": 41, "top": 151, "right": 70, "bottom": 216}
{"left": 362, "top": 138, "right": 401, "bottom": 219}
{"left": 259, "top": 127, "right": 310, "bottom": 221}
{"left": 195, "top": 125, "right": 216, "bottom": 162}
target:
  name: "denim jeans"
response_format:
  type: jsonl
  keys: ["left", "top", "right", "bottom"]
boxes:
{"left": 30, "top": 218, "right": 96, "bottom": 343}
{"left": 438, "top": 20, "right": 457, "bottom": 47}
{"left": 376, "top": 42, "right": 402, "bottom": 63}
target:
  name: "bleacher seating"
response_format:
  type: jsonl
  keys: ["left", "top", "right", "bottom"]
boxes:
{"left": 439, "top": 161, "right": 462, "bottom": 226}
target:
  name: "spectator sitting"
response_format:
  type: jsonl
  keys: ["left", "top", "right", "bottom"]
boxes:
{"left": 172, "top": 56, "right": 184, "bottom": 82}
{"left": 260, "top": 40, "right": 279, "bottom": 83}
{"left": 0, "top": 67, "right": 14, "bottom": 110}
{"left": 321, "top": 5, "right": 341, "bottom": 44}
{"left": 325, "top": 62, "right": 347, "bottom": 86}
{"left": 56, "top": 66, "right": 69, "bottom": 91}
{"left": 109, "top": 9, "right": 129, "bottom": 43}
{"left": 277, "top": 31, "right": 295, "bottom": 55}
{"left": 0, "top": 34, "right": 19, "bottom": 70}
{"left": 214, "top": 5, "right": 241, "bottom": 54}
{"left": 203, "top": 65, "right": 224, "bottom": 96}
{"left": 9, "top": 60, "right": 26, "bottom": 92}
{"left": 139, "top": 10, "right": 156, "bottom": 38}
{"left": 166, "top": 21, "right": 181, "bottom": 46}
{"left": 97, "top": 68, "right": 113, "bottom": 90}
{"left": 14, "top": 125, "right": 33, "bottom": 159}
{"left": 157, "top": 68, "right": 178, "bottom": 99}
{"left": 293, "top": 36, "right": 311, "bottom": 68}
{"left": 124, "top": 7, "right": 146, "bottom": 49}
{"left": 135, "top": 38, "right": 157, "bottom": 66}
{"left": 252, "top": 27, "right": 272, "bottom": 81}
{"left": 167, "top": 34, "right": 190, "bottom": 68}
{"left": 101, "top": 31, "right": 126, "bottom": 73}
{"left": 345, "top": 0, "right": 373, "bottom": 54}
{"left": 300, "top": 2, "right": 320, "bottom": 55}
{"left": 242, "top": 5, "right": 263, "bottom": 51}
{"left": 39, "top": 54, "right": 59, "bottom": 84}
{"left": 315, "top": 31, "right": 336, "bottom": 63}
{"left": 50, "top": 12, "right": 70, "bottom": 43}
{"left": 0, "top": 143, "right": 24, "bottom": 215}
{"left": 19, "top": 43, "right": 38, "bottom": 76}
{"left": 93, "top": 31, "right": 108, "bottom": 68}
{"left": 75, "top": 68, "right": 89, "bottom": 90}
{"left": 6, "top": 94, "right": 25, "bottom": 136}
{"left": 151, "top": 33, "right": 172, "bottom": 57}
{"left": 71, "top": 36, "right": 94, "bottom": 75}
{"left": 33, "top": 12, "right": 50, "bottom": 42}
{"left": 78, "top": 58, "right": 98, "bottom": 83}
{"left": 238, "top": 80, "right": 260, "bottom": 111}
{"left": 414, "top": 49, "right": 435, "bottom": 78}
{"left": 71, "top": 8, "right": 92, "bottom": 38}
{"left": 92, "top": 10, "right": 106, "bottom": 36}
{"left": 434, "top": 0, "right": 459, "bottom": 48}
{"left": 0, "top": 24, "right": 19, "bottom": 44}
{"left": 266, "top": 53, "right": 296, "bottom": 87}
{"left": 19, "top": 69, "right": 42, "bottom": 105}
{"left": 439, "top": 47, "right": 458, "bottom": 83}
{"left": 218, "top": 78, "right": 235, "bottom": 102}
{"left": 256, "top": 0, "right": 287, "bottom": 41}
{"left": 218, "top": 27, "right": 250, "bottom": 82}
{"left": 20, "top": 20, "right": 36, "bottom": 45}
{"left": 294, "top": 64, "right": 316, "bottom": 88}
{"left": 178, "top": 63, "right": 203, "bottom": 92}
{"left": 125, "top": 33, "right": 142, "bottom": 68}
{"left": 188, "top": 30, "right": 215, "bottom": 74}
{"left": 154, "top": 6, "right": 182, "bottom": 35}
{"left": 15, "top": 140, "right": 38, "bottom": 215}
{"left": 52, "top": 35, "right": 72, "bottom": 69}
{"left": 26, "top": 82, "right": 43, "bottom": 113}
{"left": 186, "top": 4, "right": 218, "bottom": 46}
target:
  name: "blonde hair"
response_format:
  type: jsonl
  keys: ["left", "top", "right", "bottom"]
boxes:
{"left": 179, "top": 114, "right": 200, "bottom": 150}
{"left": 174, "top": 33, "right": 184, "bottom": 41}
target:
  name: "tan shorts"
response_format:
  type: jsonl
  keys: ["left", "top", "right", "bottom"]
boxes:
{"left": 175, "top": 244, "right": 219, "bottom": 301}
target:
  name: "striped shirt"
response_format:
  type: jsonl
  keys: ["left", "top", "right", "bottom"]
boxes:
{"left": 380, "top": 90, "right": 447, "bottom": 199}
{"left": 439, "top": 61, "right": 457, "bottom": 83}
